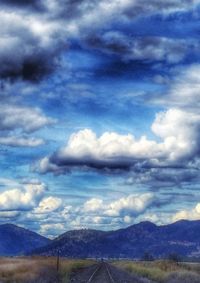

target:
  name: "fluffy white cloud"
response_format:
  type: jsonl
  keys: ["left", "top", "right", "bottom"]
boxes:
{"left": 36, "top": 106, "right": 200, "bottom": 173}
{"left": 173, "top": 203, "right": 200, "bottom": 222}
{"left": 0, "top": 182, "right": 46, "bottom": 211}
{"left": 83, "top": 198, "right": 103, "bottom": 212}
{"left": 105, "top": 193, "right": 154, "bottom": 217}
{"left": 82, "top": 193, "right": 154, "bottom": 217}
{"left": 154, "top": 65, "right": 200, "bottom": 109}
{"left": 24, "top": 192, "right": 156, "bottom": 236}
{"left": 34, "top": 197, "right": 62, "bottom": 214}
{"left": 152, "top": 108, "right": 200, "bottom": 161}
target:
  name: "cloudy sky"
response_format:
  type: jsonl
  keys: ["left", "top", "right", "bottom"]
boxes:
{"left": 1, "top": 0, "right": 200, "bottom": 238}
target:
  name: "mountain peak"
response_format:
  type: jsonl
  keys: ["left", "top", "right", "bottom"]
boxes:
{"left": 125, "top": 221, "right": 157, "bottom": 231}
{"left": 136, "top": 221, "right": 157, "bottom": 227}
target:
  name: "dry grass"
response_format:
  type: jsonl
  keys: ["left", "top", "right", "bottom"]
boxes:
{"left": 59, "top": 258, "right": 95, "bottom": 283}
{"left": 2, "top": 257, "right": 200, "bottom": 283}
{"left": 113, "top": 260, "right": 200, "bottom": 283}
{"left": 0, "top": 257, "right": 95, "bottom": 283}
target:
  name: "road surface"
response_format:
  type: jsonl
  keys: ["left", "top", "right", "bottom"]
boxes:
{"left": 70, "top": 262, "right": 154, "bottom": 283}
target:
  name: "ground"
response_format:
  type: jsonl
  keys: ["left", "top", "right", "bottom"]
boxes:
{"left": 0, "top": 257, "right": 200, "bottom": 283}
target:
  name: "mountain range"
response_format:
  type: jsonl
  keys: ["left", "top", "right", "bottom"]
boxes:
{"left": 1, "top": 220, "right": 200, "bottom": 259}
{"left": 32, "top": 220, "right": 200, "bottom": 259}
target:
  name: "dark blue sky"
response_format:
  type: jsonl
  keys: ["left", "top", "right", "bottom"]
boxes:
{"left": 0, "top": 0, "right": 200, "bottom": 237}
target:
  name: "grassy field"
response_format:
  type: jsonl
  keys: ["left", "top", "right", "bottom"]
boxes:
{"left": 113, "top": 260, "right": 200, "bottom": 283}
{"left": 1, "top": 257, "right": 200, "bottom": 283}
{"left": 0, "top": 257, "right": 94, "bottom": 283}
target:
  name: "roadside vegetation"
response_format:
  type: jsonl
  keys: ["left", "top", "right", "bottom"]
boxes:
{"left": 0, "top": 257, "right": 94, "bottom": 283}
{"left": 1, "top": 256, "right": 200, "bottom": 283}
{"left": 113, "top": 260, "right": 200, "bottom": 283}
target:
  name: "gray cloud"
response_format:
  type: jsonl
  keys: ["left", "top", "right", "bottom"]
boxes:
{"left": 123, "top": 0, "right": 198, "bottom": 18}
{"left": 126, "top": 167, "right": 200, "bottom": 189}
{"left": 0, "top": 0, "right": 45, "bottom": 11}
{"left": 0, "top": 104, "right": 55, "bottom": 133}
{"left": 0, "top": 0, "right": 199, "bottom": 82}
{"left": 84, "top": 33, "right": 195, "bottom": 63}
{"left": 0, "top": 103, "right": 55, "bottom": 147}
{"left": 0, "top": 6, "right": 65, "bottom": 82}
{"left": 0, "top": 136, "right": 45, "bottom": 147}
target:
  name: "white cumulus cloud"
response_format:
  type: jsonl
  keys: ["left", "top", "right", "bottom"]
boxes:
{"left": 105, "top": 193, "right": 154, "bottom": 217}
{"left": 173, "top": 203, "right": 200, "bottom": 222}
{"left": 0, "top": 182, "right": 46, "bottom": 211}
{"left": 35, "top": 106, "right": 200, "bottom": 174}
{"left": 82, "top": 193, "right": 154, "bottom": 217}
{"left": 34, "top": 196, "right": 62, "bottom": 214}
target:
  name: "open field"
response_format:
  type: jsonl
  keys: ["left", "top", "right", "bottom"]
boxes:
{"left": 113, "top": 260, "right": 200, "bottom": 283}
{"left": 1, "top": 257, "right": 200, "bottom": 283}
{"left": 0, "top": 257, "right": 94, "bottom": 283}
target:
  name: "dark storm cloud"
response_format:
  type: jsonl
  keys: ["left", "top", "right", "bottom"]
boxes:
{"left": 0, "top": 0, "right": 199, "bottom": 83}
{"left": 0, "top": 0, "right": 67, "bottom": 82}
{"left": 0, "top": 22, "right": 65, "bottom": 82}
{"left": 126, "top": 167, "right": 200, "bottom": 189}
{"left": 0, "top": 46, "right": 62, "bottom": 82}
{"left": 0, "top": 0, "right": 44, "bottom": 11}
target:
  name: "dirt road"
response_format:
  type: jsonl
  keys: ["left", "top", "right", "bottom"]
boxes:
{"left": 70, "top": 262, "right": 154, "bottom": 283}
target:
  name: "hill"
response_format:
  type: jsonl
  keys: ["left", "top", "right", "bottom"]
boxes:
{"left": 0, "top": 224, "right": 50, "bottom": 256}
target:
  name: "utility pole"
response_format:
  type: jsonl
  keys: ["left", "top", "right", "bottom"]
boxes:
{"left": 56, "top": 249, "right": 60, "bottom": 272}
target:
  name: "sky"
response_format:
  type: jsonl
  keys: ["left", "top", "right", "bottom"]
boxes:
{"left": 1, "top": 0, "right": 200, "bottom": 238}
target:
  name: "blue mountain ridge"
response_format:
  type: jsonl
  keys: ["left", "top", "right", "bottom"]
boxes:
{"left": 31, "top": 220, "right": 200, "bottom": 259}
{"left": 0, "top": 223, "right": 50, "bottom": 256}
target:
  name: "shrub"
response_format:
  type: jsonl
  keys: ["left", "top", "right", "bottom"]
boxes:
{"left": 165, "top": 271, "right": 200, "bottom": 283}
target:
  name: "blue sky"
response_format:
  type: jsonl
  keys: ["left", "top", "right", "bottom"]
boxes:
{"left": 1, "top": 0, "right": 200, "bottom": 237}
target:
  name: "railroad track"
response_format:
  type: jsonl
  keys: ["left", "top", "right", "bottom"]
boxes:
{"left": 87, "top": 262, "right": 115, "bottom": 283}
{"left": 70, "top": 261, "right": 146, "bottom": 283}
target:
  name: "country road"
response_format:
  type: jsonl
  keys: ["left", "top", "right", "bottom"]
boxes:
{"left": 70, "top": 262, "right": 155, "bottom": 283}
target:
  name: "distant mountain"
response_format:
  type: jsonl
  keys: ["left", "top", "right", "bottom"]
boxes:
{"left": 0, "top": 224, "right": 50, "bottom": 256}
{"left": 32, "top": 220, "right": 200, "bottom": 259}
